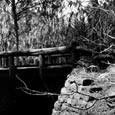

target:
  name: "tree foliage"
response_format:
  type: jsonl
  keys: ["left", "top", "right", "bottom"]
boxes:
{"left": 86, "top": 0, "right": 115, "bottom": 51}
{"left": 0, "top": 0, "right": 115, "bottom": 53}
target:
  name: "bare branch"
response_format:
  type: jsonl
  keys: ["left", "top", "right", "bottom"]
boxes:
{"left": 80, "top": 35, "right": 106, "bottom": 47}
{"left": 100, "top": 44, "right": 113, "bottom": 53}
{"left": 104, "top": 33, "right": 115, "bottom": 39}
{"left": 16, "top": 71, "right": 115, "bottom": 112}
{"left": 91, "top": 6, "right": 115, "bottom": 18}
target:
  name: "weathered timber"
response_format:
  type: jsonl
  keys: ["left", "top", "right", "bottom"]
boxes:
{"left": 0, "top": 45, "right": 114, "bottom": 69}
{"left": 39, "top": 54, "right": 45, "bottom": 78}
{"left": 0, "top": 46, "right": 71, "bottom": 57}
{"left": 47, "top": 53, "right": 71, "bottom": 57}
{"left": 0, "top": 45, "right": 114, "bottom": 58}
{"left": 76, "top": 46, "right": 94, "bottom": 56}
{"left": 8, "top": 56, "right": 16, "bottom": 110}
{"left": 71, "top": 42, "right": 80, "bottom": 68}
{"left": 0, "top": 45, "right": 96, "bottom": 57}
{"left": 0, "top": 64, "right": 72, "bottom": 71}
{"left": 8, "top": 56, "right": 15, "bottom": 78}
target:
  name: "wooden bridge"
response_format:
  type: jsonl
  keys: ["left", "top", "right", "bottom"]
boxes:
{"left": 0, "top": 42, "right": 95, "bottom": 79}
{"left": 0, "top": 42, "right": 114, "bottom": 114}
{"left": 0, "top": 43, "right": 79, "bottom": 114}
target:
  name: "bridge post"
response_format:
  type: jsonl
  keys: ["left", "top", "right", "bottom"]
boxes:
{"left": 39, "top": 54, "right": 45, "bottom": 78}
{"left": 9, "top": 56, "right": 15, "bottom": 78}
{"left": 71, "top": 41, "right": 79, "bottom": 68}
{"left": 8, "top": 56, "right": 16, "bottom": 110}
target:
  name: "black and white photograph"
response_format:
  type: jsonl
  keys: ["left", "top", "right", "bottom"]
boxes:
{"left": 0, "top": 0, "right": 115, "bottom": 115}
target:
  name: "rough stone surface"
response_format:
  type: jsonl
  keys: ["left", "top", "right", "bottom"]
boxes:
{"left": 51, "top": 64, "right": 115, "bottom": 115}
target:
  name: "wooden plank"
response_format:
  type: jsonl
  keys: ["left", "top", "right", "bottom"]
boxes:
{"left": 8, "top": 56, "right": 16, "bottom": 108}
{"left": 39, "top": 54, "right": 45, "bottom": 78}
{"left": 0, "top": 45, "right": 114, "bottom": 58}
{"left": 48, "top": 53, "right": 71, "bottom": 57}
{"left": 71, "top": 42, "right": 79, "bottom": 68}
{"left": 0, "top": 64, "right": 72, "bottom": 71}
{"left": 8, "top": 56, "right": 15, "bottom": 78}
{"left": 0, "top": 46, "right": 71, "bottom": 57}
{"left": 0, "top": 45, "right": 101, "bottom": 69}
{"left": 46, "top": 64, "right": 72, "bottom": 69}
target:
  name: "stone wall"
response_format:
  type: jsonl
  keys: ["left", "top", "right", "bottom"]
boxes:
{"left": 52, "top": 65, "right": 115, "bottom": 115}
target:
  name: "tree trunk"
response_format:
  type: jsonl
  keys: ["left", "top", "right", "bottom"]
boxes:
{"left": 11, "top": 0, "right": 19, "bottom": 51}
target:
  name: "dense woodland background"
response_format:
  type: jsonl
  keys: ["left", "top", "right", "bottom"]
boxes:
{"left": 0, "top": 0, "right": 115, "bottom": 67}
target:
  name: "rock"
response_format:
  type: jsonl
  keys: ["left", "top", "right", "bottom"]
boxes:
{"left": 51, "top": 65, "right": 115, "bottom": 115}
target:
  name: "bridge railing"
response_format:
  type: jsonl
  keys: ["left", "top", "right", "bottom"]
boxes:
{"left": 0, "top": 42, "right": 96, "bottom": 79}
{"left": 0, "top": 46, "right": 72, "bottom": 67}
{"left": 0, "top": 46, "right": 72, "bottom": 77}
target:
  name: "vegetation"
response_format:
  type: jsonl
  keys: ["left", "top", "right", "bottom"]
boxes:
{"left": 0, "top": 0, "right": 115, "bottom": 51}
{"left": 0, "top": 0, "right": 115, "bottom": 67}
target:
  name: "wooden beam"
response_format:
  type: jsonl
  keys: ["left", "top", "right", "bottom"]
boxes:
{"left": 0, "top": 46, "right": 71, "bottom": 57}
{"left": 39, "top": 54, "right": 45, "bottom": 78}
{"left": 0, "top": 45, "right": 114, "bottom": 58}
{"left": 8, "top": 56, "right": 15, "bottom": 78}
{"left": 8, "top": 56, "right": 16, "bottom": 109}
{"left": 0, "top": 64, "right": 72, "bottom": 71}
